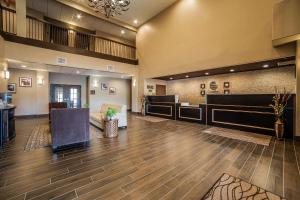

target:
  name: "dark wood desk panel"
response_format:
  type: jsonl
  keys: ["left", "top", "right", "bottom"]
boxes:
{"left": 176, "top": 104, "right": 206, "bottom": 124}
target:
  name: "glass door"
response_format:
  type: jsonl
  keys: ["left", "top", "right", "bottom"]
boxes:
{"left": 50, "top": 84, "right": 81, "bottom": 108}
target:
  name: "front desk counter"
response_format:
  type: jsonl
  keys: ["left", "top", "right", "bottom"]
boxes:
{"left": 145, "top": 95, "right": 177, "bottom": 120}
{"left": 176, "top": 104, "right": 206, "bottom": 124}
{"left": 206, "top": 94, "right": 295, "bottom": 138}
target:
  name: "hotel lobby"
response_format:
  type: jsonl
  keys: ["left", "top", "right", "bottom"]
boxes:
{"left": 0, "top": 0, "right": 300, "bottom": 199}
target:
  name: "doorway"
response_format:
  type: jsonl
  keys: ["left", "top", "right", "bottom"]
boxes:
{"left": 156, "top": 84, "right": 166, "bottom": 96}
{"left": 50, "top": 84, "right": 81, "bottom": 108}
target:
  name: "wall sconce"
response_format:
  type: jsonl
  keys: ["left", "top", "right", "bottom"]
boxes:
{"left": 93, "top": 79, "right": 99, "bottom": 88}
{"left": 37, "top": 77, "right": 44, "bottom": 85}
{"left": 2, "top": 70, "right": 10, "bottom": 79}
{"left": 132, "top": 78, "right": 136, "bottom": 87}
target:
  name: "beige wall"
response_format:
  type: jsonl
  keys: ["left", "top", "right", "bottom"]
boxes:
{"left": 137, "top": 0, "right": 296, "bottom": 103}
{"left": 144, "top": 79, "right": 167, "bottom": 96}
{"left": 273, "top": 0, "right": 300, "bottom": 40}
{"left": 9, "top": 68, "right": 49, "bottom": 116}
{"left": 2, "top": 40, "right": 139, "bottom": 112}
{"left": 89, "top": 77, "right": 131, "bottom": 113}
{"left": 49, "top": 73, "right": 88, "bottom": 106}
{"left": 0, "top": 37, "right": 7, "bottom": 92}
{"left": 167, "top": 66, "right": 295, "bottom": 104}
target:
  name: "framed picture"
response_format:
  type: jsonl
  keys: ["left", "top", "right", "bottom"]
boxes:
{"left": 90, "top": 90, "right": 96, "bottom": 95}
{"left": 147, "top": 85, "right": 154, "bottom": 90}
{"left": 7, "top": 83, "right": 16, "bottom": 93}
{"left": 200, "top": 84, "right": 205, "bottom": 89}
{"left": 224, "top": 82, "right": 230, "bottom": 88}
{"left": 224, "top": 89, "right": 230, "bottom": 94}
{"left": 109, "top": 87, "right": 116, "bottom": 95}
{"left": 19, "top": 77, "right": 32, "bottom": 87}
{"left": 200, "top": 90, "right": 206, "bottom": 96}
{"left": 101, "top": 83, "right": 108, "bottom": 91}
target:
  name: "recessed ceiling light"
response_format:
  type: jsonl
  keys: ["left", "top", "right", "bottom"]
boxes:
{"left": 205, "top": 72, "right": 209, "bottom": 75}
{"left": 76, "top": 70, "right": 80, "bottom": 74}
{"left": 121, "top": 30, "right": 125, "bottom": 34}
{"left": 76, "top": 13, "right": 82, "bottom": 19}
{"left": 133, "top": 19, "right": 138, "bottom": 24}
{"left": 229, "top": 69, "right": 235, "bottom": 72}
{"left": 262, "top": 64, "right": 269, "bottom": 68}
{"left": 169, "top": 77, "right": 173, "bottom": 80}
{"left": 185, "top": 75, "right": 189, "bottom": 78}
{"left": 21, "top": 65, "right": 27, "bottom": 68}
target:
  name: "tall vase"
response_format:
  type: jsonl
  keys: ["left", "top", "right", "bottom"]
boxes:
{"left": 275, "top": 118, "right": 284, "bottom": 140}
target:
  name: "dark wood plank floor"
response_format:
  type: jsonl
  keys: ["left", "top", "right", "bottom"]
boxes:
{"left": 0, "top": 113, "right": 300, "bottom": 200}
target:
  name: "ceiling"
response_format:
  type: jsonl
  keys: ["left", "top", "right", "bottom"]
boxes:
{"left": 7, "top": 59, "right": 133, "bottom": 79}
{"left": 67, "top": 0, "right": 178, "bottom": 27}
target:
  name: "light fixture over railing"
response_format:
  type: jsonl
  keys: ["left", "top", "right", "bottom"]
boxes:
{"left": 88, "top": 0, "right": 131, "bottom": 18}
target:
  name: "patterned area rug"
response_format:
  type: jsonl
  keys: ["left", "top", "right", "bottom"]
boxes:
{"left": 136, "top": 116, "right": 169, "bottom": 123}
{"left": 203, "top": 127, "right": 271, "bottom": 146}
{"left": 24, "top": 124, "right": 103, "bottom": 151}
{"left": 202, "top": 173, "right": 285, "bottom": 200}
{"left": 24, "top": 124, "right": 51, "bottom": 151}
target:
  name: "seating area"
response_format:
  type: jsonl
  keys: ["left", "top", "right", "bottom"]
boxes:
{"left": 90, "top": 103, "right": 128, "bottom": 130}
{"left": 0, "top": 0, "right": 300, "bottom": 200}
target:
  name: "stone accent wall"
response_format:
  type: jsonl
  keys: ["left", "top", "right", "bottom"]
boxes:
{"left": 167, "top": 66, "right": 295, "bottom": 104}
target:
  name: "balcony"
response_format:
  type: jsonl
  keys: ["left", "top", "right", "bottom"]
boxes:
{"left": 0, "top": 5, "right": 138, "bottom": 65}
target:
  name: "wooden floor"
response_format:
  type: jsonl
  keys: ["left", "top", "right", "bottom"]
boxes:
{"left": 1, "top": 113, "right": 300, "bottom": 200}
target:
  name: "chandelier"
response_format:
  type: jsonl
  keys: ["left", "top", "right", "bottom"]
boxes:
{"left": 88, "top": 0, "right": 131, "bottom": 18}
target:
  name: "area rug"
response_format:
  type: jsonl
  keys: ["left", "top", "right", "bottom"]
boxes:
{"left": 136, "top": 116, "right": 169, "bottom": 123}
{"left": 24, "top": 124, "right": 103, "bottom": 151}
{"left": 203, "top": 127, "right": 271, "bottom": 146}
{"left": 202, "top": 173, "right": 285, "bottom": 200}
{"left": 24, "top": 124, "right": 51, "bottom": 151}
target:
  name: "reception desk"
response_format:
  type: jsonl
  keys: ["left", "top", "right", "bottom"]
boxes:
{"left": 146, "top": 95, "right": 177, "bottom": 120}
{"left": 145, "top": 94, "right": 295, "bottom": 138}
{"left": 176, "top": 104, "right": 206, "bottom": 124}
{"left": 206, "top": 94, "right": 294, "bottom": 138}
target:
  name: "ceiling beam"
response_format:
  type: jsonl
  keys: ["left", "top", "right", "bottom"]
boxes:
{"left": 55, "top": 0, "right": 137, "bottom": 32}
{"left": 273, "top": 34, "right": 300, "bottom": 47}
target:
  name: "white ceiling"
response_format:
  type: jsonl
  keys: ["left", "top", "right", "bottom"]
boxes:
{"left": 69, "top": 0, "right": 178, "bottom": 27}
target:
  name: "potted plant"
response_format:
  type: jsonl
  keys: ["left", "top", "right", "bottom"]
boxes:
{"left": 141, "top": 95, "right": 148, "bottom": 116}
{"left": 106, "top": 107, "right": 117, "bottom": 120}
{"left": 269, "top": 87, "right": 291, "bottom": 140}
{"left": 103, "top": 108, "right": 118, "bottom": 138}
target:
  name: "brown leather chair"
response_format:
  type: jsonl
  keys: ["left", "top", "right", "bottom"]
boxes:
{"left": 49, "top": 102, "right": 67, "bottom": 121}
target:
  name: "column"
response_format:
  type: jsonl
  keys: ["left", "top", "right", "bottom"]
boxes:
{"left": 296, "top": 40, "right": 300, "bottom": 137}
{"left": 15, "top": 0, "right": 26, "bottom": 37}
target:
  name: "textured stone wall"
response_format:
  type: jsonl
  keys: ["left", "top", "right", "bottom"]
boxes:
{"left": 167, "top": 66, "right": 295, "bottom": 104}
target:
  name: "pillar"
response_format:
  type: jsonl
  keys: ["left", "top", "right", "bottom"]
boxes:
{"left": 15, "top": 0, "right": 26, "bottom": 37}
{"left": 296, "top": 40, "right": 300, "bottom": 137}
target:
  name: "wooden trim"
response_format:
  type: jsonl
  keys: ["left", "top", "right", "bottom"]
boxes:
{"left": 15, "top": 114, "right": 49, "bottom": 119}
{"left": 0, "top": 31, "right": 138, "bottom": 65}
{"left": 273, "top": 34, "right": 300, "bottom": 47}
{"left": 44, "top": 16, "right": 96, "bottom": 35}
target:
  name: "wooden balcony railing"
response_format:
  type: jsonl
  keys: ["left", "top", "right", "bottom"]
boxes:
{"left": 0, "top": 5, "right": 137, "bottom": 63}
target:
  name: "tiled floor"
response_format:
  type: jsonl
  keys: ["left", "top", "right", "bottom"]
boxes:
{"left": 0, "top": 114, "right": 300, "bottom": 200}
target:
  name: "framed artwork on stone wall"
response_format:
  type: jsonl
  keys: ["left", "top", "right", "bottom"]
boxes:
{"left": 200, "top": 90, "right": 206, "bottom": 96}
{"left": 224, "top": 89, "right": 230, "bottom": 94}
{"left": 19, "top": 77, "right": 32, "bottom": 87}
{"left": 224, "top": 82, "right": 230, "bottom": 88}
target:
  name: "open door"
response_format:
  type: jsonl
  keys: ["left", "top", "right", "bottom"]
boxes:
{"left": 156, "top": 84, "right": 166, "bottom": 96}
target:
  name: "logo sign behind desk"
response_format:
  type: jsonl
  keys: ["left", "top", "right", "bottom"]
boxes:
{"left": 209, "top": 81, "right": 219, "bottom": 93}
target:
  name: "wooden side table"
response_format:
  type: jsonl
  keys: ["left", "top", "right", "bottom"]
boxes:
{"left": 103, "top": 119, "right": 119, "bottom": 138}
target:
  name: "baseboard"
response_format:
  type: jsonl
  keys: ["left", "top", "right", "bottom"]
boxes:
{"left": 294, "top": 136, "right": 300, "bottom": 141}
{"left": 15, "top": 114, "right": 49, "bottom": 119}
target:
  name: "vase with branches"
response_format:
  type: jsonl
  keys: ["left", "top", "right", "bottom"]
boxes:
{"left": 269, "top": 87, "right": 291, "bottom": 140}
